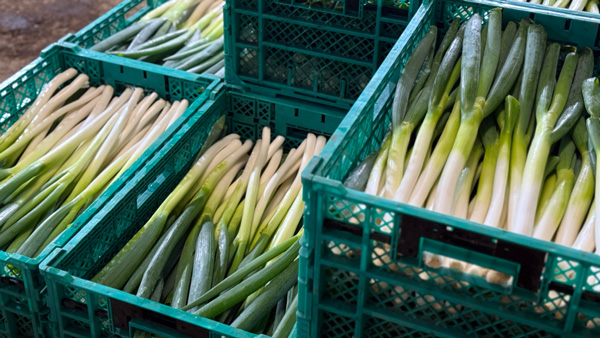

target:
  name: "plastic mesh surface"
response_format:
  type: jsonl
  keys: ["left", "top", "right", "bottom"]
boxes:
{"left": 227, "top": 0, "right": 410, "bottom": 108}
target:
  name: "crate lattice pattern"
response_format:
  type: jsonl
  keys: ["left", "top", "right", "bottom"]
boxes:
{"left": 230, "top": 0, "right": 409, "bottom": 103}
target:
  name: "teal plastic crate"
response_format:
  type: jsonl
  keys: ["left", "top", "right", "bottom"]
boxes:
{"left": 223, "top": 0, "right": 418, "bottom": 110}
{"left": 40, "top": 84, "right": 346, "bottom": 338}
{"left": 65, "top": 0, "right": 168, "bottom": 49}
{"left": 299, "top": 0, "right": 600, "bottom": 336}
{"left": 0, "top": 43, "right": 218, "bottom": 338}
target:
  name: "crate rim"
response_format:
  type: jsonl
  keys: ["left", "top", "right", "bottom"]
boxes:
{"left": 51, "top": 42, "right": 222, "bottom": 87}
{"left": 302, "top": 0, "right": 600, "bottom": 269}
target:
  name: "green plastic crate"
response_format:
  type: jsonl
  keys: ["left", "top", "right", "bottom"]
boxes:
{"left": 299, "top": 0, "right": 600, "bottom": 336}
{"left": 223, "top": 0, "right": 418, "bottom": 110}
{"left": 40, "top": 84, "right": 346, "bottom": 338}
{"left": 0, "top": 43, "right": 218, "bottom": 338}
{"left": 65, "top": 0, "right": 168, "bottom": 49}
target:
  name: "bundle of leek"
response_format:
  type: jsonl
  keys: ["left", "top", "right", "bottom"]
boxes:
{"left": 92, "top": 118, "right": 326, "bottom": 337}
{"left": 347, "top": 8, "right": 599, "bottom": 285}
{"left": 91, "top": 0, "right": 225, "bottom": 76}
{"left": 0, "top": 68, "right": 188, "bottom": 258}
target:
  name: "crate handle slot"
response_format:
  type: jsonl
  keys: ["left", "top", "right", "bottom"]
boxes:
{"left": 61, "top": 297, "right": 108, "bottom": 318}
{"left": 345, "top": 0, "right": 361, "bottom": 16}
{"left": 0, "top": 276, "right": 25, "bottom": 290}
{"left": 111, "top": 298, "right": 210, "bottom": 337}
{"left": 323, "top": 218, "right": 391, "bottom": 244}
{"left": 322, "top": 215, "right": 547, "bottom": 292}
{"left": 581, "top": 288, "right": 600, "bottom": 304}
{"left": 61, "top": 298, "right": 88, "bottom": 313}
{"left": 396, "top": 213, "right": 547, "bottom": 293}
{"left": 128, "top": 318, "right": 189, "bottom": 338}
{"left": 418, "top": 237, "right": 521, "bottom": 294}
{"left": 545, "top": 281, "right": 600, "bottom": 306}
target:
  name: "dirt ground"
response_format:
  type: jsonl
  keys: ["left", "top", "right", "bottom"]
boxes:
{"left": 0, "top": 0, "right": 122, "bottom": 82}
